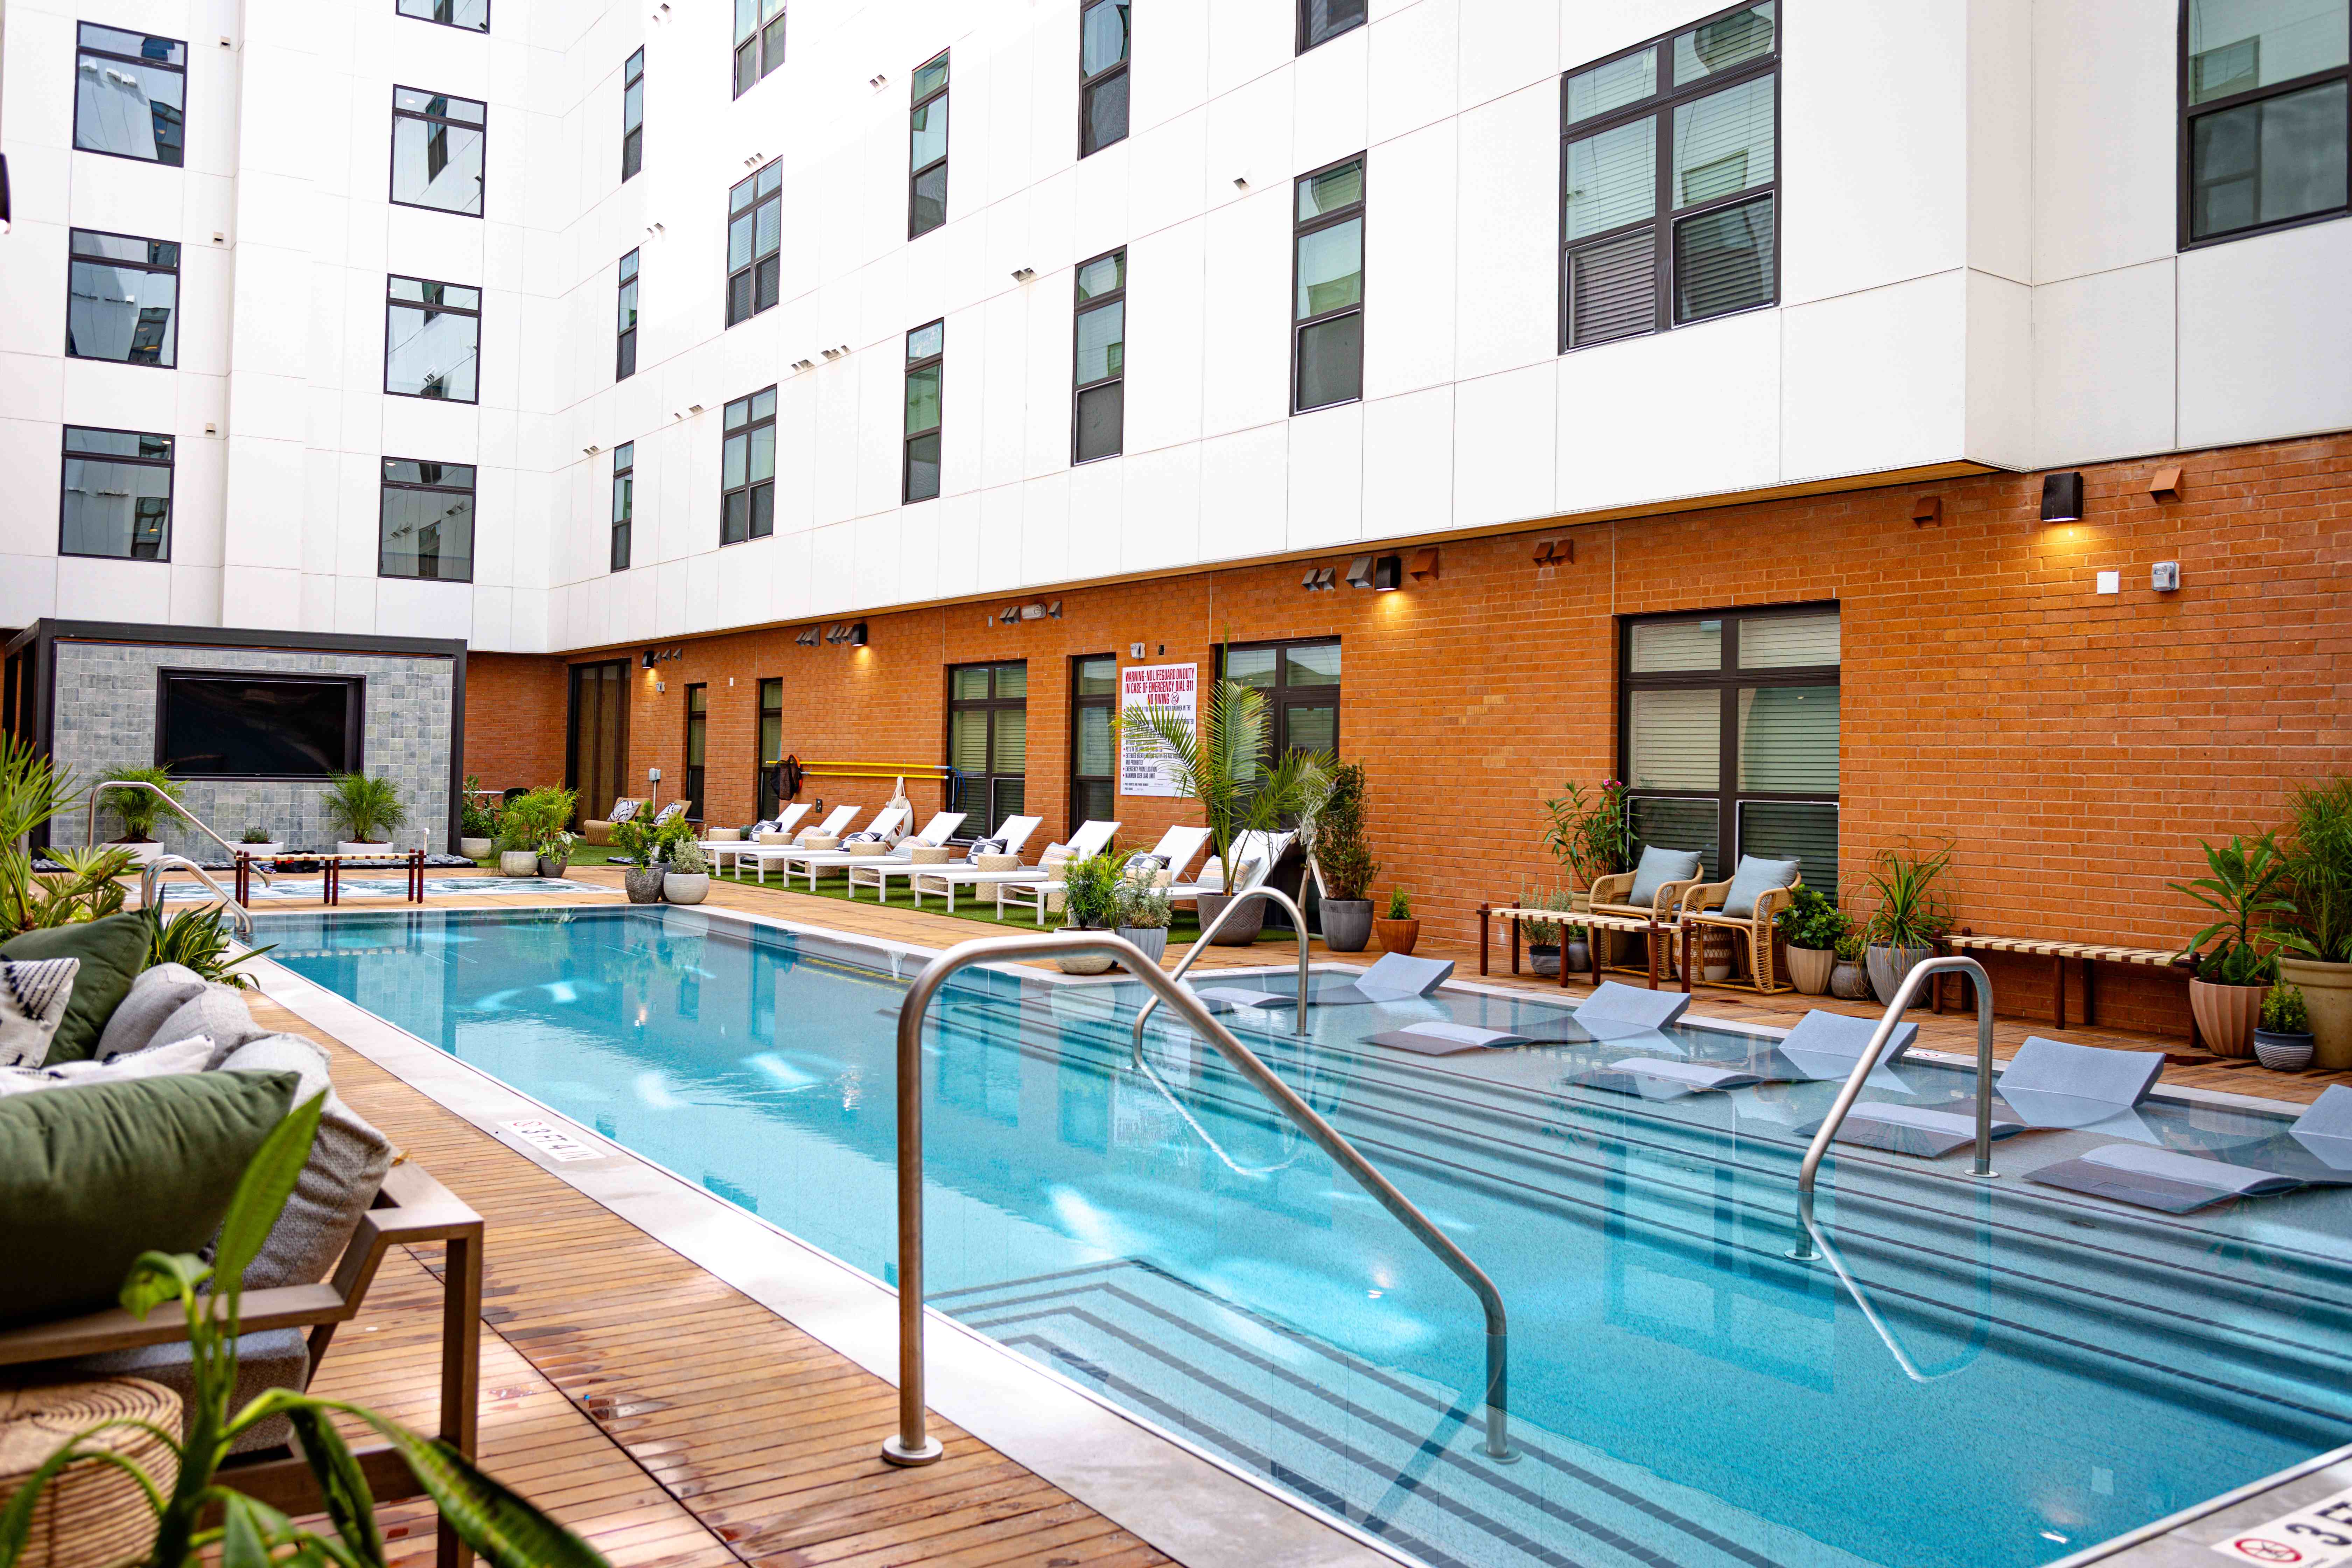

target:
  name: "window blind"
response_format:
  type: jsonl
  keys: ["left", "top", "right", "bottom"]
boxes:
{"left": 1631, "top": 797, "right": 1720, "bottom": 876}
{"left": 1737, "top": 686, "right": 1838, "bottom": 792}
{"left": 1568, "top": 229, "right": 1656, "bottom": 349}
{"left": 1629, "top": 688, "right": 1719, "bottom": 789}
{"left": 1739, "top": 611, "right": 1839, "bottom": 668}
{"left": 1629, "top": 620, "right": 1722, "bottom": 673}
{"left": 1740, "top": 800, "right": 1837, "bottom": 893}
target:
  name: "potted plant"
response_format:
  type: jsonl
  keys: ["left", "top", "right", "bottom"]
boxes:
{"left": 1374, "top": 887, "right": 1420, "bottom": 955}
{"left": 322, "top": 771, "right": 407, "bottom": 858}
{"left": 494, "top": 784, "right": 568, "bottom": 875}
{"left": 2280, "top": 776, "right": 2352, "bottom": 1070}
{"left": 238, "top": 824, "right": 282, "bottom": 860}
{"left": 537, "top": 828, "right": 578, "bottom": 878}
{"left": 1311, "top": 762, "right": 1379, "bottom": 952}
{"left": 1116, "top": 880, "right": 1174, "bottom": 968}
{"left": 458, "top": 775, "right": 497, "bottom": 859}
{"left": 1830, "top": 929, "right": 1871, "bottom": 1000}
{"left": 663, "top": 832, "right": 710, "bottom": 905}
{"left": 1776, "top": 885, "right": 1851, "bottom": 996}
{"left": 1518, "top": 884, "right": 1577, "bottom": 975}
{"left": 612, "top": 817, "right": 665, "bottom": 902}
{"left": 100, "top": 764, "right": 186, "bottom": 865}
{"left": 2255, "top": 981, "right": 2315, "bottom": 1072}
{"left": 1861, "top": 840, "right": 1953, "bottom": 1006}
{"left": 2173, "top": 832, "right": 2294, "bottom": 1059}
{"left": 1057, "top": 846, "right": 1123, "bottom": 973}
{"left": 1542, "top": 778, "right": 1632, "bottom": 893}
{"left": 1118, "top": 677, "right": 1329, "bottom": 947}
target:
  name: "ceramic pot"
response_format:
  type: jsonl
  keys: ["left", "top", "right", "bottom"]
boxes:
{"left": 1530, "top": 943, "right": 1562, "bottom": 977}
{"left": 1867, "top": 943, "right": 1938, "bottom": 1007}
{"left": 2254, "top": 1029, "right": 2317, "bottom": 1072}
{"left": 1119, "top": 926, "right": 1170, "bottom": 967}
{"left": 1565, "top": 937, "right": 1592, "bottom": 973}
{"left": 2191, "top": 978, "right": 2267, "bottom": 1059}
{"left": 239, "top": 842, "right": 282, "bottom": 861}
{"left": 2280, "top": 957, "right": 2352, "bottom": 1071}
{"left": 1373, "top": 917, "right": 1421, "bottom": 956}
{"left": 1321, "top": 899, "right": 1374, "bottom": 953}
{"left": 459, "top": 836, "right": 493, "bottom": 860}
{"left": 1058, "top": 928, "right": 1117, "bottom": 974}
{"left": 338, "top": 841, "right": 394, "bottom": 859}
{"left": 623, "top": 865, "right": 666, "bottom": 903}
{"left": 1786, "top": 945, "right": 1836, "bottom": 996}
{"left": 664, "top": 872, "right": 709, "bottom": 905}
{"left": 1830, "top": 959, "right": 1872, "bottom": 1000}
{"left": 112, "top": 840, "right": 166, "bottom": 866}
{"left": 537, "top": 854, "right": 570, "bottom": 878}
{"left": 498, "top": 850, "right": 539, "bottom": 877}
{"left": 1196, "top": 891, "right": 1266, "bottom": 946}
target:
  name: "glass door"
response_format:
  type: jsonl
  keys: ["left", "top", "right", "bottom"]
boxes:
{"left": 756, "top": 677, "right": 784, "bottom": 818}
{"left": 947, "top": 662, "right": 1027, "bottom": 838}
{"left": 682, "top": 683, "right": 708, "bottom": 823}
{"left": 1070, "top": 655, "right": 1117, "bottom": 836}
{"left": 565, "top": 659, "right": 630, "bottom": 828}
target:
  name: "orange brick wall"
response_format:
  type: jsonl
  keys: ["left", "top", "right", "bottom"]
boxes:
{"left": 463, "top": 652, "right": 568, "bottom": 794}
{"left": 467, "top": 434, "right": 2352, "bottom": 1036}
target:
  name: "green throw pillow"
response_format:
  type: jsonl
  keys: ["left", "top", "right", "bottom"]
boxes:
{"left": 0, "top": 913, "right": 153, "bottom": 1063}
{"left": 0, "top": 1069, "right": 298, "bottom": 1328}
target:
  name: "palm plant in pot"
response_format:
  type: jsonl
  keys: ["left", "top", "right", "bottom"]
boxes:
{"left": 1057, "top": 846, "right": 1123, "bottom": 973}
{"left": 2172, "top": 832, "right": 2293, "bottom": 1059}
{"left": 101, "top": 764, "right": 187, "bottom": 865}
{"left": 1312, "top": 762, "right": 1379, "bottom": 952}
{"left": 458, "top": 774, "right": 497, "bottom": 859}
{"left": 1775, "top": 885, "right": 1851, "bottom": 996}
{"left": 2280, "top": 776, "right": 2352, "bottom": 1070}
{"left": 1115, "top": 880, "right": 1174, "bottom": 968}
{"left": 496, "top": 785, "right": 573, "bottom": 876}
{"left": 322, "top": 771, "right": 406, "bottom": 858}
{"left": 1861, "top": 840, "right": 1953, "bottom": 1006}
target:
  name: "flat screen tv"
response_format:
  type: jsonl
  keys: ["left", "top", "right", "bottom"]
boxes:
{"left": 156, "top": 672, "right": 364, "bottom": 778}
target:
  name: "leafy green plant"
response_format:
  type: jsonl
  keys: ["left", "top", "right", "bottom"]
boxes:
{"left": 666, "top": 835, "right": 708, "bottom": 876}
{"left": 1311, "top": 762, "right": 1380, "bottom": 901}
{"left": 0, "top": 739, "right": 136, "bottom": 935}
{"left": 1385, "top": 887, "right": 1413, "bottom": 921}
{"left": 321, "top": 773, "right": 408, "bottom": 845}
{"left": 1542, "top": 779, "right": 1632, "bottom": 891}
{"left": 1062, "top": 846, "right": 1123, "bottom": 931}
{"left": 2281, "top": 776, "right": 2352, "bottom": 965}
{"left": 0, "top": 1093, "right": 609, "bottom": 1568}
{"left": 497, "top": 786, "right": 577, "bottom": 853}
{"left": 141, "top": 903, "right": 274, "bottom": 989}
{"left": 1833, "top": 929, "right": 1865, "bottom": 962}
{"left": 609, "top": 816, "right": 656, "bottom": 867}
{"left": 2172, "top": 833, "right": 2294, "bottom": 985}
{"left": 1115, "top": 881, "right": 1173, "bottom": 931}
{"left": 1776, "top": 884, "right": 1853, "bottom": 952}
{"left": 460, "top": 776, "right": 499, "bottom": 842}
{"left": 1516, "top": 884, "right": 1576, "bottom": 946}
{"left": 1116, "top": 678, "right": 1330, "bottom": 890}
{"left": 1861, "top": 840, "right": 1954, "bottom": 950}
{"left": 239, "top": 826, "right": 273, "bottom": 845}
{"left": 103, "top": 764, "right": 187, "bottom": 842}
{"left": 2263, "top": 982, "right": 2310, "bottom": 1034}
{"left": 650, "top": 812, "right": 698, "bottom": 866}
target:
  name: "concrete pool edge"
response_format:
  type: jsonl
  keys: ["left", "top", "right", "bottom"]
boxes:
{"left": 2046, "top": 1439, "right": 2352, "bottom": 1565}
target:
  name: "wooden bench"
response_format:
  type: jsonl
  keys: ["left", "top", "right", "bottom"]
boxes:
{"left": 1477, "top": 904, "right": 1688, "bottom": 993}
{"left": 1934, "top": 932, "right": 2199, "bottom": 1047}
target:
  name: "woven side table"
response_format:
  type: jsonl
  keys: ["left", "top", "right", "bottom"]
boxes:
{"left": 0, "top": 1378, "right": 181, "bottom": 1568}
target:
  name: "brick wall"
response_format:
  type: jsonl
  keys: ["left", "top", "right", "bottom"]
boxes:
{"left": 471, "top": 434, "right": 2352, "bottom": 1036}
{"left": 464, "top": 652, "right": 569, "bottom": 795}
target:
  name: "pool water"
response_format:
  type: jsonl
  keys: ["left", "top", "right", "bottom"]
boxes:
{"left": 266, "top": 906, "right": 2352, "bottom": 1568}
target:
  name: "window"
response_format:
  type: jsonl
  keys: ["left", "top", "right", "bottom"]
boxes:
{"left": 60, "top": 427, "right": 172, "bottom": 561}
{"left": 396, "top": 0, "right": 488, "bottom": 32}
{"left": 616, "top": 249, "right": 640, "bottom": 379}
{"left": 1298, "top": 0, "right": 1366, "bottom": 53}
{"left": 1080, "top": 1, "right": 1130, "bottom": 155}
{"left": 610, "top": 443, "right": 634, "bottom": 572}
{"left": 683, "top": 684, "right": 708, "bottom": 823}
{"left": 1070, "top": 655, "right": 1118, "bottom": 835}
{"left": 75, "top": 24, "right": 185, "bottom": 166}
{"left": 1561, "top": 3, "right": 1778, "bottom": 350}
{"left": 379, "top": 458, "right": 476, "bottom": 581}
{"left": 910, "top": 52, "right": 950, "bottom": 238}
{"left": 726, "top": 162, "right": 781, "bottom": 327}
{"left": 622, "top": 48, "right": 644, "bottom": 180}
{"left": 1073, "top": 250, "right": 1126, "bottom": 462}
{"left": 904, "top": 321, "right": 944, "bottom": 502}
{"left": 1294, "top": 156, "right": 1365, "bottom": 412}
{"left": 384, "top": 275, "right": 480, "bottom": 402}
{"left": 1619, "top": 605, "right": 1839, "bottom": 887}
{"left": 391, "top": 88, "right": 487, "bottom": 217}
{"left": 2182, "top": 0, "right": 2350, "bottom": 243}
{"left": 157, "top": 673, "right": 363, "bottom": 778}
{"left": 757, "top": 677, "right": 785, "bottom": 818}
{"left": 734, "top": 0, "right": 786, "bottom": 97}
{"left": 722, "top": 388, "right": 777, "bottom": 544}
{"left": 948, "top": 663, "right": 1026, "bottom": 838}
{"left": 1224, "top": 638, "right": 1340, "bottom": 762}
{"left": 66, "top": 229, "right": 179, "bottom": 368}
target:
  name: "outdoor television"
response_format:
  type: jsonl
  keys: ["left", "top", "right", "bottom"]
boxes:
{"left": 155, "top": 671, "right": 365, "bottom": 778}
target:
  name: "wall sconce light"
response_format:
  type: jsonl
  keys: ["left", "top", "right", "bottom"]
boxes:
{"left": 869, "top": 73, "right": 888, "bottom": 89}
{"left": 821, "top": 346, "right": 845, "bottom": 360}
{"left": 796, "top": 626, "right": 820, "bottom": 647}
{"left": 1344, "top": 555, "right": 1375, "bottom": 589}
{"left": 1011, "top": 267, "right": 1035, "bottom": 282}
{"left": 1532, "top": 537, "right": 1573, "bottom": 570}
{"left": 1911, "top": 495, "right": 1942, "bottom": 526}
{"left": 847, "top": 622, "right": 868, "bottom": 647}
{"left": 1407, "top": 547, "right": 1440, "bottom": 582}
{"left": 792, "top": 358, "right": 816, "bottom": 372}
{"left": 584, "top": 443, "right": 601, "bottom": 456}
{"left": 686, "top": 403, "right": 704, "bottom": 415}
{"left": 1349, "top": 554, "right": 1401, "bottom": 591}
{"left": 821, "top": 622, "right": 867, "bottom": 646}
{"left": 643, "top": 650, "right": 657, "bottom": 669}
{"left": 1232, "top": 175, "right": 1249, "bottom": 190}
{"left": 1300, "top": 566, "right": 1337, "bottom": 592}
{"left": 2040, "top": 471, "right": 2084, "bottom": 523}
{"left": 743, "top": 152, "right": 763, "bottom": 168}
{"left": 2148, "top": 465, "right": 2182, "bottom": 502}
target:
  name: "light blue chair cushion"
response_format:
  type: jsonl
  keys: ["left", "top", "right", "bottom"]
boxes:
{"left": 1625, "top": 846, "right": 1702, "bottom": 909}
{"left": 1719, "top": 854, "right": 1801, "bottom": 919}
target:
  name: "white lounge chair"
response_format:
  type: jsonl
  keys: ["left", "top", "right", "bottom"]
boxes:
{"left": 780, "top": 808, "right": 968, "bottom": 891}
{"left": 997, "top": 823, "right": 1208, "bottom": 925}
{"left": 704, "top": 803, "right": 811, "bottom": 873}
{"left": 733, "top": 804, "right": 860, "bottom": 884}
{"left": 1166, "top": 830, "right": 1293, "bottom": 908}
{"left": 910, "top": 817, "right": 1111, "bottom": 913}
{"left": 770, "top": 804, "right": 913, "bottom": 889}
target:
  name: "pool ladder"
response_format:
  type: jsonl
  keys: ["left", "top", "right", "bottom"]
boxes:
{"left": 83, "top": 779, "right": 265, "bottom": 936}
{"left": 883, "top": 927, "right": 1516, "bottom": 1468}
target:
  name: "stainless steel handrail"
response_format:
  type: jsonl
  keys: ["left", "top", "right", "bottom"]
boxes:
{"left": 1790, "top": 955, "right": 1995, "bottom": 1260}
{"left": 1129, "top": 884, "right": 1311, "bottom": 1065}
{"left": 84, "top": 780, "right": 271, "bottom": 886}
{"left": 885, "top": 931, "right": 1514, "bottom": 1467}
{"left": 138, "top": 855, "right": 254, "bottom": 937}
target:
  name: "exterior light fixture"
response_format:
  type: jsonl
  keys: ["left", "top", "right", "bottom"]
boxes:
{"left": 796, "top": 626, "right": 820, "bottom": 647}
{"left": 847, "top": 622, "right": 868, "bottom": 646}
{"left": 1532, "top": 537, "right": 1573, "bottom": 569}
{"left": 687, "top": 402, "right": 704, "bottom": 414}
{"left": 1371, "top": 554, "right": 1402, "bottom": 591}
{"left": 1011, "top": 267, "right": 1035, "bottom": 282}
{"left": 1911, "top": 495, "right": 1942, "bottom": 526}
{"left": 1407, "top": 547, "right": 1440, "bottom": 582}
{"left": 2148, "top": 465, "right": 2182, "bottom": 501}
{"left": 584, "top": 443, "right": 601, "bottom": 456}
{"left": 1344, "top": 555, "right": 1376, "bottom": 589}
{"left": 1302, "top": 566, "right": 1338, "bottom": 592}
{"left": 643, "top": 650, "right": 658, "bottom": 669}
{"left": 2040, "top": 471, "right": 2084, "bottom": 523}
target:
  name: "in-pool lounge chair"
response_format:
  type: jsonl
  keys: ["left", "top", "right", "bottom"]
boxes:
{"left": 734, "top": 803, "right": 859, "bottom": 883}
{"left": 1812, "top": 1035, "right": 2165, "bottom": 1158}
{"left": 905, "top": 816, "right": 1074, "bottom": 912}
{"left": 2028, "top": 1086, "right": 2352, "bottom": 1212}
{"left": 997, "top": 824, "right": 1211, "bottom": 925}
{"left": 1363, "top": 978, "right": 1701, "bottom": 1057}
{"left": 781, "top": 808, "right": 965, "bottom": 890}
{"left": 771, "top": 803, "right": 912, "bottom": 888}
{"left": 703, "top": 802, "right": 812, "bottom": 872}
{"left": 1565, "top": 1008, "right": 1921, "bottom": 1099}
{"left": 1199, "top": 952, "right": 1456, "bottom": 1014}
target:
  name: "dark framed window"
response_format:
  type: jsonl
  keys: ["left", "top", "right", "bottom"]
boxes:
{"left": 735, "top": 0, "right": 786, "bottom": 97}
{"left": 726, "top": 162, "right": 781, "bottom": 327}
{"left": 905, "top": 320, "right": 944, "bottom": 502}
{"left": 379, "top": 458, "right": 476, "bottom": 581}
{"left": 74, "top": 24, "right": 185, "bottom": 166}
{"left": 1618, "top": 604, "right": 1839, "bottom": 887}
{"left": 610, "top": 442, "right": 634, "bottom": 572}
{"left": 156, "top": 672, "right": 364, "bottom": 778}
{"left": 1294, "top": 155, "right": 1365, "bottom": 412}
{"left": 1073, "top": 250, "right": 1125, "bottom": 463}
{"left": 622, "top": 47, "right": 644, "bottom": 180}
{"left": 2180, "top": 0, "right": 2350, "bottom": 245}
{"left": 66, "top": 229, "right": 179, "bottom": 368}
{"left": 1298, "top": 0, "right": 1366, "bottom": 54}
{"left": 1561, "top": 3, "right": 1778, "bottom": 351}
{"left": 757, "top": 677, "right": 784, "bottom": 818}
{"left": 947, "top": 662, "right": 1026, "bottom": 838}
{"left": 1080, "top": 1, "right": 1130, "bottom": 156}
{"left": 722, "top": 388, "right": 777, "bottom": 544}
{"left": 1223, "top": 638, "right": 1339, "bottom": 762}
{"left": 567, "top": 659, "right": 631, "bottom": 825}
{"left": 385, "top": 274, "right": 480, "bottom": 402}
{"left": 616, "top": 248, "right": 639, "bottom": 379}
{"left": 910, "top": 52, "right": 950, "bottom": 238}
{"left": 1070, "top": 655, "right": 1117, "bottom": 835}
{"left": 683, "top": 684, "right": 708, "bottom": 823}
{"left": 391, "top": 87, "right": 487, "bottom": 217}
{"left": 397, "top": 0, "right": 488, "bottom": 32}
{"left": 60, "top": 426, "right": 172, "bottom": 561}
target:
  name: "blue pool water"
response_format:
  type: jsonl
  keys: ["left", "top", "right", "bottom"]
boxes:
{"left": 267, "top": 906, "right": 2352, "bottom": 1568}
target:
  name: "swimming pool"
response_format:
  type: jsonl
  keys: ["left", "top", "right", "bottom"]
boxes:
{"left": 264, "top": 905, "right": 2352, "bottom": 1568}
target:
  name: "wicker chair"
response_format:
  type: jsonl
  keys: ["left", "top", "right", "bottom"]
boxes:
{"left": 1586, "top": 865, "right": 1709, "bottom": 975}
{"left": 1675, "top": 876, "right": 1802, "bottom": 993}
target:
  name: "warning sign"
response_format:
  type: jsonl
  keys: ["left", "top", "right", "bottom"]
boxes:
{"left": 2210, "top": 1485, "right": 2352, "bottom": 1566}
{"left": 1118, "top": 663, "right": 1197, "bottom": 798}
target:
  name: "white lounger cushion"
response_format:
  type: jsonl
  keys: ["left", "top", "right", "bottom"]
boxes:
{"left": 1517, "top": 981, "right": 1693, "bottom": 1044}
{"left": 910, "top": 812, "right": 967, "bottom": 845}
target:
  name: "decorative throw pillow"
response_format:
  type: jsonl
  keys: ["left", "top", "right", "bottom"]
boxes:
{"left": 1625, "top": 845, "right": 1704, "bottom": 910}
{"left": 1121, "top": 852, "right": 1169, "bottom": 881}
{"left": 0, "top": 959, "right": 80, "bottom": 1070}
{"left": 96, "top": 962, "right": 209, "bottom": 1062}
{"left": 842, "top": 831, "right": 883, "bottom": 846}
{"left": 0, "top": 913, "right": 151, "bottom": 1064}
{"left": 1720, "top": 855, "right": 1802, "bottom": 919}
{"left": 151, "top": 985, "right": 271, "bottom": 1069}
{"left": 652, "top": 801, "right": 685, "bottom": 824}
{"left": 608, "top": 799, "right": 640, "bottom": 824}
{"left": 963, "top": 837, "right": 1007, "bottom": 864}
{"left": 0, "top": 1034, "right": 213, "bottom": 1096}
{"left": 216, "top": 1035, "right": 397, "bottom": 1291}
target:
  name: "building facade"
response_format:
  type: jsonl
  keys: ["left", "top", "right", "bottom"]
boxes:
{"left": 3, "top": 0, "right": 2349, "bottom": 1028}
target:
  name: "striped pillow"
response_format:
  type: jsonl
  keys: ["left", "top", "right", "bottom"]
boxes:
{"left": 0, "top": 958, "right": 80, "bottom": 1070}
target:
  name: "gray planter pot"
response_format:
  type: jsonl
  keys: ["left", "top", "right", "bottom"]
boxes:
{"left": 1119, "top": 926, "right": 1170, "bottom": 967}
{"left": 459, "top": 836, "right": 494, "bottom": 860}
{"left": 498, "top": 850, "right": 539, "bottom": 877}
{"left": 1530, "top": 944, "right": 1562, "bottom": 977}
{"left": 664, "top": 872, "right": 709, "bottom": 905}
{"left": 1565, "top": 937, "right": 1591, "bottom": 973}
{"left": 1830, "top": 959, "right": 1872, "bottom": 1000}
{"left": 1867, "top": 943, "right": 1938, "bottom": 1007}
{"left": 537, "top": 854, "right": 570, "bottom": 878}
{"left": 1196, "top": 891, "right": 1266, "bottom": 946}
{"left": 2254, "top": 1029, "right": 2316, "bottom": 1072}
{"left": 1321, "top": 899, "right": 1374, "bottom": 953}
{"left": 623, "top": 866, "right": 666, "bottom": 903}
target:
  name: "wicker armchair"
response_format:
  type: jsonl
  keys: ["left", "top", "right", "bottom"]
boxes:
{"left": 1585, "top": 869, "right": 1708, "bottom": 974}
{"left": 1676, "top": 877, "right": 1802, "bottom": 993}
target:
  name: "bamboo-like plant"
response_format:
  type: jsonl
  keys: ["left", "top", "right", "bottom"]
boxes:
{"left": 321, "top": 773, "right": 408, "bottom": 845}
{"left": 102, "top": 764, "right": 187, "bottom": 843}
{"left": 1116, "top": 679, "right": 1330, "bottom": 886}
{"left": 1861, "top": 839, "right": 1955, "bottom": 950}
{"left": 2282, "top": 777, "right": 2352, "bottom": 965}
{"left": 1541, "top": 779, "right": 1632, "bottom": 891}
{"left": 0, "top": 1094, "right": 608, "bottom": 1568}
{"left": 2172, "top": 832, "right": 2294, "bottom": 986}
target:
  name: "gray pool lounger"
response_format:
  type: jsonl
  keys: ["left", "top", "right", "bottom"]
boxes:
{"left": 1198, "top": 953, "right": 1455, "bottom": 1011}
{"left": 1364, "top": 1019, "right": 1533, "bottom": 1055}
{"left": 2031, "top": 1085, "right": 2352, "bottom": 1212}
{"left": 1514, "top": 982, "right": 1693, "bottom": 1044}
{"left": 1814, "top": 1035, "right": 2162, "bottom": 1157}
{"left": 1571, "top": 1009, "right": 1920, "bottom": 1100}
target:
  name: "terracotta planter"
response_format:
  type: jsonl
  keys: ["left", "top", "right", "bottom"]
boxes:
{"left": 2280, "top": 957, "right": 2352, "bottom": 1071}
{"left": 623, "top": 866, "right": 665, "bottom": 903}
{"left": 1373, "top": 917, "right": 1421, "bottom": 956}
{"left": 1321, "top": 899, "right": 1374, "bottom": 953}
{"left": 2191, "top": 978, "right": 2267, "bottom": 1059}
{"left": 1786, "top": 945, "right": 1836, "bottom": 996}
{"left": 1830, "top": 959, "right": 1871, "bottom": 1000}
{"left": 1196, "top": 891, "right": 1266, "bottom": 946}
